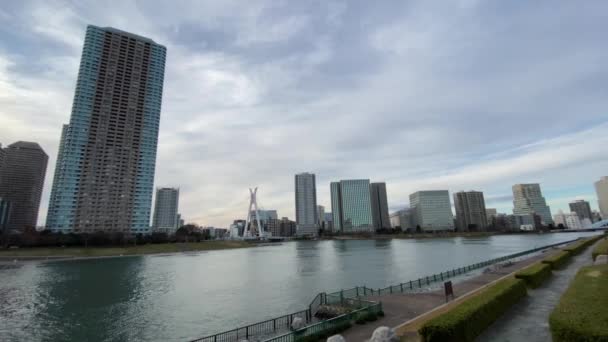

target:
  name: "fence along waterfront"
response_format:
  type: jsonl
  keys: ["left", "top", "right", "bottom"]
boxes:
{"left": 191, "top": 238, "right": 580, "bottom": 342}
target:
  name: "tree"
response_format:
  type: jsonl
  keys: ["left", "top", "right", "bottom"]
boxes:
{"left": 416, "top": 225, "right": 422, "bottom": 233}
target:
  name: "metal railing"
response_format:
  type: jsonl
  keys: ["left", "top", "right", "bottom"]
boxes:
{"left": 325, "top": 238, "right": 580, "bottom": 298}
{"left": 190, "top": 309, "right": 310, "bottom": 342}
{"left": 265, "top": 302, "right": 383, "bottom": 342}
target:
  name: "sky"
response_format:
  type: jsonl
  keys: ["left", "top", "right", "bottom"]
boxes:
{"left": 1, "top": 0, "right": 607, "bottom": 227}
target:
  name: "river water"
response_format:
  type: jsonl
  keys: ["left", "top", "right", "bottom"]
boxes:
{"left": 0, "top": 232, "right": 598, "bottom": 341}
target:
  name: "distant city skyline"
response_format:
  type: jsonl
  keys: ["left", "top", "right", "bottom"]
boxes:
{"left": 1, "top": 2, "right": 608, "bottom": 227}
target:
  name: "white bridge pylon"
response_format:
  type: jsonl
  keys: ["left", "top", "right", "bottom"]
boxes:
{"left": 243, "top": 187, "right": 265, "bottom": 238}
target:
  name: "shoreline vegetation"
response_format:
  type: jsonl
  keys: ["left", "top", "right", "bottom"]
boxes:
{"left": 0, "top": 231, "right": 589, "bottom": 260}
{"left": 0, "top": 240, "right": 252, "bottom": 260}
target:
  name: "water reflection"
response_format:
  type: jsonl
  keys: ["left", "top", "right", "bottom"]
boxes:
{"left": 0, "top": 232, "right": 599, "bottom": 342}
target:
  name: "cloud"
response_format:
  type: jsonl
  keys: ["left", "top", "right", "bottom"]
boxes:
{"left": 0, "top": 0, "right": 607, "bottom": 227}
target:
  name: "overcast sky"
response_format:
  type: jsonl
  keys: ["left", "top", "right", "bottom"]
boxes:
{"left": 1, "top": 0, "right": 607, "bottom": 227}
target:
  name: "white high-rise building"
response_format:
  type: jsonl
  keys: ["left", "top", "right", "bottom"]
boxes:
{"left": 595, "top": 176, "right": 608, "bottom": 219}
{"left": 512, "top": 184, "right": 553, "bottom": 225}
{"left": 152, "top": 188, "right": 179, "bottom": 234}
{"left": 410, "top": 190, "right": 454, "bottom": 231}
{"left": 295, "top": 172, "right": 318, "bottom": 236}
{"left": 553, "top": 210, "right": 583, "bottom": 230}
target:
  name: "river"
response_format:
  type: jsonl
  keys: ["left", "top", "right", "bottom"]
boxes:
{"left": 0, "top": 232, "right": 598, "bottom": 341}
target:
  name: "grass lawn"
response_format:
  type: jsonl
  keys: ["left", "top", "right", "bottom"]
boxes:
{"left": 549, "top": 264, "right": 608, "bottom": 341}
{"left": 0, "top": 240, "right": 252, "bottom": 258}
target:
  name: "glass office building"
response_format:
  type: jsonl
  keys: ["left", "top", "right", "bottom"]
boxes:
{"left": 46, "top": 25, "right": 166, "bottom": 233}
{"left": 331, "top": 179, "right": 374, "bottom": 232}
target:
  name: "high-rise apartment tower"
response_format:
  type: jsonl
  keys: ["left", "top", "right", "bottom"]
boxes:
{"left": 46, "top": 25, "right": 166, "bottom": 233}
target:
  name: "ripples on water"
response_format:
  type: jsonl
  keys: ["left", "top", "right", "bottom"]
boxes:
{"left": 0, "top": 232, "right": 599, "bottom": 341}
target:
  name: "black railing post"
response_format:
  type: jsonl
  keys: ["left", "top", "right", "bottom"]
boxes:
{"left": 400, "top": 283, "right": 404, "bottom": 292}
{"left": 410, "top": 280, "right": 413, "bottom": 289}
{"left": 356, "top": 286, "right": 359, "bottom": 297}
{"left": 246, "top": 326, "right": 249, "bottom": 339}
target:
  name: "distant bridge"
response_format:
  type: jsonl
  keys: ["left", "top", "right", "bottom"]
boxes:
{"left": 558, "top": 219, "right": 608, "bottom": 232}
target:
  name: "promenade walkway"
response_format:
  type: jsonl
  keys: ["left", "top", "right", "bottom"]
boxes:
{"left": 476, "top": 240, "right": 598, "bottom": 342}
{"left": 340, "top": 247, "right": 565, "bottom": 341}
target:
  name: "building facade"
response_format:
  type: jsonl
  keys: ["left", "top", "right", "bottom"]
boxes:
{"left": 370, "top": 182, "right": 391, "bottom": 230}
{"left": 554, "top": 210, "right": 583, "bottom": 230}
{"left": 152, "top": 188, "right": 179, "bottom": 233}
{"left": 594, "top": 177, "right": 608, "bottom": 219}
{"left": 453, "top": 191, "right": 488, "bottom": 231}
{"left": 410, "top": 190, "right": 454, "bottom": 231}
{"left": 0, "top": 142, "right": 48, "bottom": 231}
{"left": 295, "top": 172, "right": 318, "bottom": 236}
{"left": 569, "top": 200, "right": 593, "bottom": 222}
{"left": 0, "top": 198, "right": 12, "bottom": 231}
{"left": 317, "top": 205, "right": 325, "bottom": 228}
{"left": 485, "top": 208, "right": 498, "bottom": 226}
{"left": 331, "top": 180, "right": 374, "bottom": 233}
{"left": 323, "top": 212, "right": 333, "bottom": 231}
{"left": 46, "top": 26, "right": 166, "bottom": 234}
{"left": 512, "top": 184, "right": 553, "bottom": 225}
{"left": 389, "top": 208, "right": 412, "bottom": 230}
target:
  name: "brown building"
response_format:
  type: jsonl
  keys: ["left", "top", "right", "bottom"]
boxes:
{"left": 0, "top": 142, "right": 48, "bottom": 231}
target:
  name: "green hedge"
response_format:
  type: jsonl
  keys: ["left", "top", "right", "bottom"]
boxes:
{"left": 515, "top": 262, "right": 552, "bottom": 288}
{"left": 419, "top": 277, "right": 527, "bottom": 342}
{"left": 592, "top": 237, "right": 608, "bottom": 261}
{"left": 564, "top": 236, "right": 601, "bottom": 255}
{"left": 549, "top": 264, "right": 608, "bottom": 342}
{"left": 295, "top": 320, "right": 352, "bottom": 342}
{"left": 542, "top": 251, "right": 571, "bottom": 269}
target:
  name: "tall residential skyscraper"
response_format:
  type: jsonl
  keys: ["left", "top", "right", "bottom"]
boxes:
{"left": 569, "top": 200, "right": 593, "bottom": 222}
{"left": 46, "top": 26, "right": 166, "bottom": 233}
{"left": 0, "top": 142, "right": 48, "bottom": 231}
{"left": 330, "top": 179, "right": 374, "bottom": 232}
{"left": 370, "top": 182, "right": 390, "bottom": 229}
{"left": 152, "top": 188, "right": 179, "bottom": 233}
{"left": 410, "top": 190, "right": 454, "bottom": 231}
{"left": 512, "top": 184, "right": 553, "bottom": 225}
{"left": 595, "top": 176, "right": 608, "bottom": 219}
{"left": 453, "top": 191, "right": 488, "bottom": 231}
{"left": 295, "top": 172, "right": 318, "bottom": 236}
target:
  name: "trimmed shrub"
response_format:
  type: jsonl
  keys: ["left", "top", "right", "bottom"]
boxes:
{"left": 419, "top": 277, "right": 527, "bottom": 342}
{"left": 592, "top": 237, "right": 608, "bottom": 261}
{"left": 354, "top": 311, "right": 377, "bottom": 324}
{"left": 549, "top": 264, "right": 608, "bottom": 342}
{"left": 542, "top": 251, "right": 571, "bottom": 269}
{"left": 295, "top": 320, "right": 352, "bottom": 342}
{"left": 515, "top": 262, "right": 552, "bottom": 288}
{"left": 563, "top": 236, "right": 601, "bottom": 256}
{"left": 563, "top": 240, "right": 588, "bottom": 255}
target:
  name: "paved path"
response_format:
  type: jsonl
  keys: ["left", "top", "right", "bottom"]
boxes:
{"left": 475, "top": 240, "right": 598, "bottom": 342}
{"left": 340, "top": 247, "right": 564, "bottom": 341}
